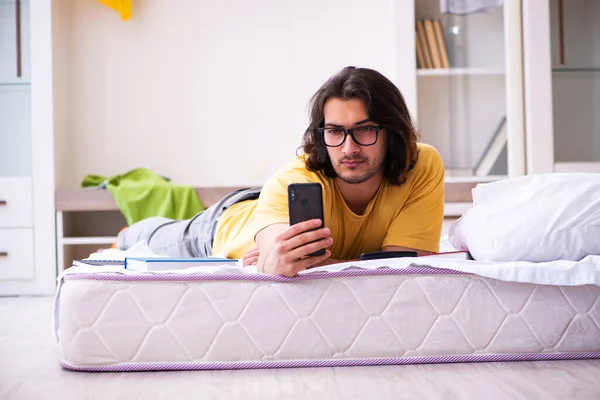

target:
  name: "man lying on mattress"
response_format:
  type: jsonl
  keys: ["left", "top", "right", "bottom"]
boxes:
{"left": 118, "top": 66, "right": 444, "bottom": 276}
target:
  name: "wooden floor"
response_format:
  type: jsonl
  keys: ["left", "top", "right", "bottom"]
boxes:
{"left": 2, "top": 296, "right": 600, "bottom": 400}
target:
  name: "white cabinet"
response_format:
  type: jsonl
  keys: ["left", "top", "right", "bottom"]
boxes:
{"left": 401, "top": 0, "right": 525, "bottom": 181}
{"left": 403, "top": 0, "right": 527, "bottom": 180}
{"left": 549, "top": 0, "right": 600, "bottom": 172}
{"left": 396, "top": 0, "right": 600, "bottom": 179}
{"left": 523, "top": 0, "right": 600, "bottom": 174}
{"left": 0, "top": 0, "right": 56, "bottom": 295}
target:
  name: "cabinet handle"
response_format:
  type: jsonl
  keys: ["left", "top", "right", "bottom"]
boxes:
{"left": 0, "top": 252, "right": 7, "bottom": 257}
{"left": 15, "top": 0, "right": 22, "bottom": 77}
{"left": 0, "top": 200, "right": 6, "bottom": 206}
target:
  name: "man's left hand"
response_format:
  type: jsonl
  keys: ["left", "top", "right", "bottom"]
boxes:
{"left": 242, "top": 248, "right": 260, "bottom": 267}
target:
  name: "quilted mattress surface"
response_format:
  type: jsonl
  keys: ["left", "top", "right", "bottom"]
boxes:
{"left": 56, "top": 267, "right": 600, "bottom": 371}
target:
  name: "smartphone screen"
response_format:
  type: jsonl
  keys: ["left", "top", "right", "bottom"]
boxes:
{"left": 288, "top": 182, "right": 326, "bottom": 257}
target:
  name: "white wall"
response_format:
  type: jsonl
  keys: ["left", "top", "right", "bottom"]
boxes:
{"left": 52, "top": 0, "right": 405, "bottom": 188}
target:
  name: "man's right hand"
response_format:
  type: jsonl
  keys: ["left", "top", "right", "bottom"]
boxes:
{"left": 256, "top": 219, "right": 333, "bottom": 277}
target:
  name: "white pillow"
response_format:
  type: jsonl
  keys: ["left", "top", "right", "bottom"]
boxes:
{"left": 449, "top": 173, "right": 600, "bottom": 262}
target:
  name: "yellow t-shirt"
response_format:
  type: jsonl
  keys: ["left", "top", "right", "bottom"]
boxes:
{"left": 212, "top": 143, "right": 445, "bottom": 259}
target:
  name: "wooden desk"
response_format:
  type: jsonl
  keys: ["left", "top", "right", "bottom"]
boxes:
{"left": 55, "top": 187, "right": 245, "bottom": 212}
{"left": 55, "top": 187, "right": 243, "bottom": 271}
{"left": 56, "top": 182, "right": 476, "bottom": 211}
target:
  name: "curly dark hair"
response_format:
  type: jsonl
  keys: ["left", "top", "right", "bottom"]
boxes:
{"left": 302, "top": 66, "right": 419, "bottom": 186}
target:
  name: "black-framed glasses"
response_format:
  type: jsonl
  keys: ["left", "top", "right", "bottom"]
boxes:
{"left": 317, "top": 126, "right": 382, "bottom": 147}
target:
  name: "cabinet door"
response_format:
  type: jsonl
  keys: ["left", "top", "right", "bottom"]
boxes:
{"left": 0, "top": 0, "right": 31, "bottom": 178}
{"left": 0, "top": 0, "right": 55, "bottom": 295}
{"left": 0, "top": 85, "right": 31, "bottom": 177}
{"left": 0, "top": 228, "right": 34, "bottom": 279}
{"left": 550, "top": 0, "right": 600, "bottom": 172}
{"left": 0, "top": 177, "right": 33, "bottom": 227}
{"left": 0, "top": 0, "right": 30, "bottom": 83}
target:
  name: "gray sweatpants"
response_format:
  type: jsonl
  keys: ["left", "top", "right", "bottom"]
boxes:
{"left": 117, "top": 188, "right": 261, "bottom": 257}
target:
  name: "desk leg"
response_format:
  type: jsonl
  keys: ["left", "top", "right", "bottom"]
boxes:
{"left": 56, "top": 211, "right": 64, "bottom": 272}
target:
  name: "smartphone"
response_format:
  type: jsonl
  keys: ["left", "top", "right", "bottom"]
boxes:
{"left": 288, "top": 182, "right": 326, "bottom": 257}
{"left": 359, "top": 251, "right": 418, "bottom": 261}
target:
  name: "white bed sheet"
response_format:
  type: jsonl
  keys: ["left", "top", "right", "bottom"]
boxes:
{"left": 81, "top": 237, "right": 600, "bottom": 287}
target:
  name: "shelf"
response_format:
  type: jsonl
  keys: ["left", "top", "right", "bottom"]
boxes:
{"left": 554, "top": 162, "right": 600, "bottom": 173}
{"left": 417, "top": 68, "right": 505, "bottom": 77}
{"left": 0, "top": 82, "right": 31, "bottom": 87}
{"left": 444, "top": 175, "right": 507, "bottom": 183}
{"left": 62, "top": 236, "right": 117, "bottom": 245}
{"left": 552, "top": 68, "right": 600, "bottom": 73}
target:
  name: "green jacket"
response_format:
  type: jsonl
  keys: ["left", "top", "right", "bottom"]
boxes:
{"left": 82, "top": 168, "right": 204, "bottom": 225}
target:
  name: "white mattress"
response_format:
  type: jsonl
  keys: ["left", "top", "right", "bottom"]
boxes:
{"left": 55, "top": 263, "right": 600, "bottom": 371}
